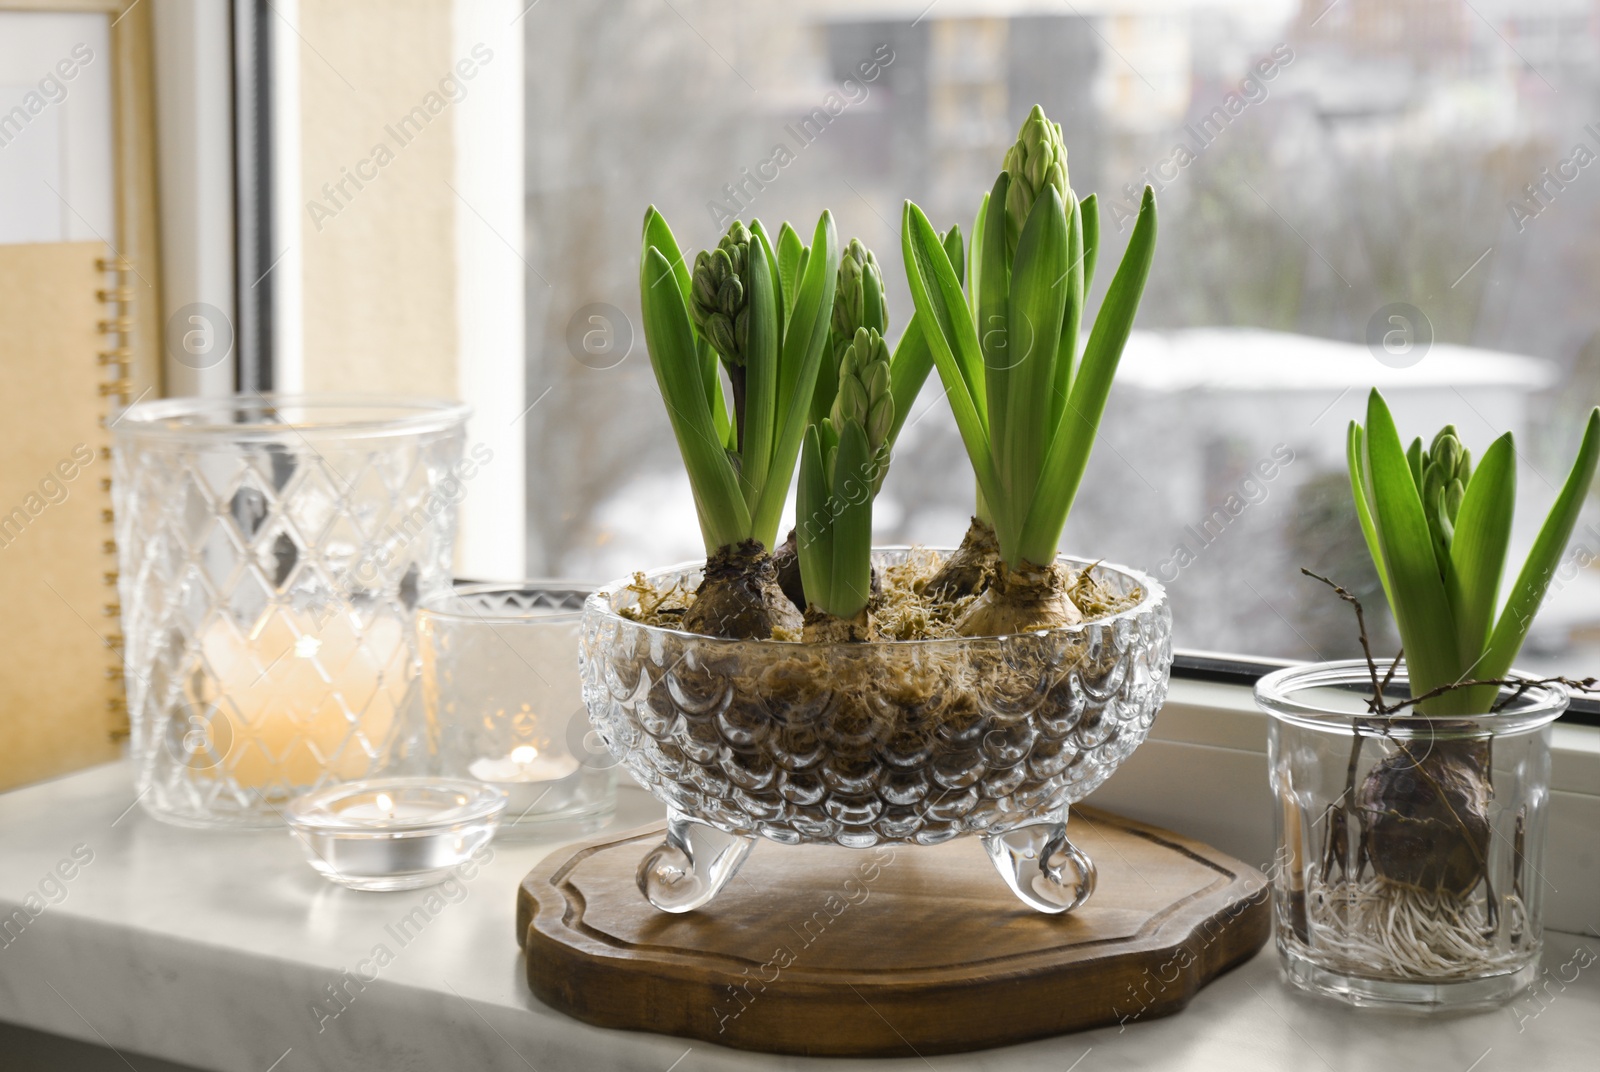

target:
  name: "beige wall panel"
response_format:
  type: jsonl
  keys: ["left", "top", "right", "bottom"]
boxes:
{"left": 298, "top": 0, "right": 457, "bottom": 398}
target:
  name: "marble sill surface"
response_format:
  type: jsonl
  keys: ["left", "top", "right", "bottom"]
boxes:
{"left": 1, "top": 761, "right": 1596, "bottom": 1072}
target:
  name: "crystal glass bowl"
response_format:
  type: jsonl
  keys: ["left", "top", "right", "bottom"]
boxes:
{"left": 581, "top": 549, "right": 1172, "bottom": 913}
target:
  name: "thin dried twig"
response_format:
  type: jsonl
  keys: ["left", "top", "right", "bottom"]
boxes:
{"left": 1299, "top": 569, "right": 1599, "bottom": 714}
{"left": 1408, "top": 674, "right": 1598, "bottom": 715}
{"left": 1300, "top": 569, "right": 1384, "bottom": 701}
{"left": 1380, "top": 650, "right": 1403, "bottom": 693}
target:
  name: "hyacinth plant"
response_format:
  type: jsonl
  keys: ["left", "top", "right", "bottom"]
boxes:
{"left": 638, "top": 207, "right": 839, "bottom": 639}
{"left": 1348, "top": 390, "right": 1600, "bottom": 717}
{"left": 768, "top": 227, "right": 966, "bottom": 617}
{"left": 773, "top": 238, "right": 893, "bottom": 610}
{"left": 774, "top": 225, "right": 960, "bottom": 601}
{"left": 902, "top": 105, "right": 1158, "bottom": 634}
{"left": 821, "top": 230, "right": 964, "bottom": 447}
{"left": 794, "top": 327, "right": 895, "bottom": 642}
{"left": 1335, "top": 389, "right": 1600, "bottom": 895}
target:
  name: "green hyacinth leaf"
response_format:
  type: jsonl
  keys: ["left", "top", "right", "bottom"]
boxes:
{"left": 1481, "top": 407, "right": 1600, "bottom": 682}
{"left": 1362, "top": 389, "right": 1462, "bottom": 706}
{"left": 777, "top": 221, "right": 804, "bottom": 314}
{"left": 739, "top": 230, "right": 780, "bottom": 511}
{"left": 886, "top": 318, "right": 931, "bottom": 448}
{"left": 901, "top": 199, "right": 1001, "bottom": 513}
{"left": 1018, "top": 185, "right": 1155, "bottom": 566}
{"left": 977, "top": 172, "right": 1012, "bottom": 441}
{"left": 1348, "top": 420, "right": 1395, "bottom": 609}
{"left": 883, "top": 225, "right": 961, "bottom": 454}
{"left": 796, "top": 423, "right": 834, "bottom": 613}
{"left": 828, "top": 418, "right": 875, "bottom": 620}
{"left": 748, "top": 218, "right": 786, "bottom": 341}
{"left": 639, "top": 244, "right": 750, "bottom": 551}
{"left": 643, "top": 206, "right": 730, "bottom": 448}
{"left": 1051, "top": 192, "right": 1085, "bottom": 435}
{"left": 1446, "top": 433, "right": 1514, "bottom": 686}
{"left": 941, "top": 223, "right": 965, "bottom": 288}
{"left": 999, "top": 183, "right": 1069, "bottom": 556}
{"left": 1080, "top": 192, "right": 1100, "bottom": 294}
{"left": 751, "top": 210, "right": 838, "bottom": 549}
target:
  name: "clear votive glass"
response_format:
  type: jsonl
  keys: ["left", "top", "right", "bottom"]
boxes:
{"left": 285, "top": 776, "right": 504, "bottom": 891}
{"left": 420, "top": 582, "right": 616, "bottom": 835}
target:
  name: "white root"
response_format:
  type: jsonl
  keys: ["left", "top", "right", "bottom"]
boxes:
{"left": 1289, "top": 878, "right": 1529, "bottom": 981}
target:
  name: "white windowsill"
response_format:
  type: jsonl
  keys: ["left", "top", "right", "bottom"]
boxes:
{"left": 0, "top": 683, "right": 1596, "bottom": 1071}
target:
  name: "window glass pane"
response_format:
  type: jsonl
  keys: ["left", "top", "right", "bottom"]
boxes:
{"left": 522, "top": 1, "right": 1600, "bottom": 675}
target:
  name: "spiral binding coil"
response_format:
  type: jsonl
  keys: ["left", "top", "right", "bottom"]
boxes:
{"left": 97, "top": 254, "right": 132, "bottom": 740}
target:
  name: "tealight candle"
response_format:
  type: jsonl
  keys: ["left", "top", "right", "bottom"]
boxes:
{"left": 336, "top": 790, "right": 443, "bottom": 822}
{"left": 420, "top": 583, "right": 617, "bottom": 836}
{"left": 285, "top": 777, "right": 505, "bottom": 891}
{"left": 468, "top": 744, "right": 583, "bottom": 817}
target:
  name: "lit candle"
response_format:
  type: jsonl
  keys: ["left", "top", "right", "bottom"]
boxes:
{"left": 470, "top": 744, "right": 580, "bottom": 783}
{"left": 286, "top": 777, "right": 505, "bottom": 891}
{"left": 468, "top": 744, "right": 582, "bottom": 814}
{"left": 336, "top": 791, "right": 443, "bottom": 823}
{"left": 195, "top": 609, "right": 403, "bottom": 791}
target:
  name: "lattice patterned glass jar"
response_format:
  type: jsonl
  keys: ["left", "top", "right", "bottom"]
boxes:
{"left": 580, "top": 550, "right": 1172, "bottom": 913}
{"left": 113, "top": 396, "right": 470, "bottom": 827}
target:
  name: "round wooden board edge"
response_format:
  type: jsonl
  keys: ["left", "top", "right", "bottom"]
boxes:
{"left": 515, "top": 808, "right": 1272, "bottom": 1057}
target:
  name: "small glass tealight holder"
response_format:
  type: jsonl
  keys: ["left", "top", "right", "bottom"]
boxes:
{"left": 419, "top": 582, "right": 616, "bottom": 837}
{"left": 285, "top": 777, "right": 505, "bottom": 891}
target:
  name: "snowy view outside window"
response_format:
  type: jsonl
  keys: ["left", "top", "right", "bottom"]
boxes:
{"left": 521, "top": 0, "right": 1600, "bottom": 673}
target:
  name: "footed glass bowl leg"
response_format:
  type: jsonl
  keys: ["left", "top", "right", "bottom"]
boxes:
{"left": 637, "top": 809, "right": 755, "bottom": 913}
{"left": 982, "top": 806, "right": 1097, "bottom": 914}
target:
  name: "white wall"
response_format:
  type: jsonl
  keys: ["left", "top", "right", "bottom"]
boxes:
{"left": 0, "top": 12, "right": 113, "bottom": 246}
{"left": 451, "top": 0, "right": 526, "bottom": 581}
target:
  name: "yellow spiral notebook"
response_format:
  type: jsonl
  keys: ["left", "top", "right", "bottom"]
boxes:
{"left": 0, "top": 240, "right": 126, "bottom": 790}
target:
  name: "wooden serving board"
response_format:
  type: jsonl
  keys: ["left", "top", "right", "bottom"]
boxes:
{"left": 517, "top": 807, "right": 1270, "bottom": 1057}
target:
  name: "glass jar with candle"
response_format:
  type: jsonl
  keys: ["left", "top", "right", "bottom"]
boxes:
{"left": 420, "top": 582, "right": 616, "bottom": 835}
{"left": 113, "top": 395, "right": 470, "bottom": 827}
{"left": 286, "top": 776, "right": 505, "bottom": 891}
